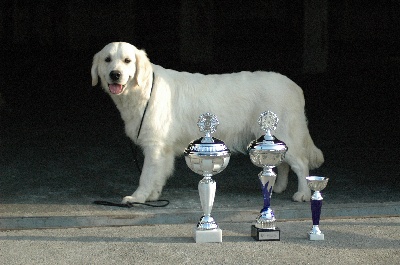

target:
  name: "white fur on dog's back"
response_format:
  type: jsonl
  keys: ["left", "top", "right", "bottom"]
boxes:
{"left": 142, "top": 65, "right": 307, "bottom": 153}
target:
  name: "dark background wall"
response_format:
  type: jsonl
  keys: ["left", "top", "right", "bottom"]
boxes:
{"left": 0, "top": 0, "right": 398, "bottom": 153}
{"left": 0, "top": 0, "right": 399, "bottom": 200}
{"left": 1, "top": 1, "right": 398, "bottom": 73}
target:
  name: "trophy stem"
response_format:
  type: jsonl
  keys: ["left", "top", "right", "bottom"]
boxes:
{"left": 311, "top": 190, "right": 323, "bottom": 200}
{"left": 197, "top": 176, "right": 218, "bottom": 230}
{"left": 255, "top": 168, "right": 277, "bottom": 230}
{"left": 311, "top": 199, "right": 323, "bottom": 226}
{"left": 259, "top": 168, "right": 276, "bottom": 212}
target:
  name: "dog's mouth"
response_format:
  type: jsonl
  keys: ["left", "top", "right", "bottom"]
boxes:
{"left": 108, "top": 76, "right": 131, "bottom": 95}
{"left": 108, "top": 83, "right": 126, "bottom": 95}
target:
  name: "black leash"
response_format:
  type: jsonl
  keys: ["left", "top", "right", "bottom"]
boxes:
{"left": 130, "top": 142, "right": 142, "bottom": 174}
{"left": 93, "top": 72, "right": 170, "bottom": 208}
{"left": 136, "top": 72, "right": 155, "bottom": 140}
{"left": 130, "top": 72, "right": 156, "bottom": 174}
{"left": 93, "top": 200, "right": 169, "bottom": 208}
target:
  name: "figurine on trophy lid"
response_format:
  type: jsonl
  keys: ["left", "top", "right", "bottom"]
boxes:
{"left": 306, "top": 176, "right": 329, "bottom": 240}
{"left": 248, "top": 111, "right": 288, "bottom": 241}
{"left": 184, "top": 113, "right": 231, "bottom": 243}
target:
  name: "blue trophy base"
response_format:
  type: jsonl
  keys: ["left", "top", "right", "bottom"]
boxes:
{"left": 194, "top": 228, "right": 222, "bottom": 243}
{"left": 251, "top": 225, "right": 280, "bottom": 241}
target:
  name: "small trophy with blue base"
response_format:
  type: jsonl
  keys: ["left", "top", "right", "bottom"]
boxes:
{"left": 306, "top": 176, "right": 329, "bottom": 240}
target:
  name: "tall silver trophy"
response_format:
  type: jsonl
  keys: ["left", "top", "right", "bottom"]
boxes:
{"left": 306, "top": 176, "right": 329, "bottom": 240}
{"left": 184, "top": 113, "right": 231, "bottom": 243}
{"left": 248, "top": 111, "right": 288, "bottom": 241}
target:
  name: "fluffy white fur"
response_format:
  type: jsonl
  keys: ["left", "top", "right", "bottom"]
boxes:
{"left": 91, "top": 42, "right": 324, "bottom": 203}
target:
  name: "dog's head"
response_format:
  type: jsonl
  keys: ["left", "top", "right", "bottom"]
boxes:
{"left": 91, "top": 42, "right": 152, "bottom": 95}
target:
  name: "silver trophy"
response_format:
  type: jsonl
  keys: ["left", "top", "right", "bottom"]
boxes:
{"left": 184, "top": 113, "right": 231, "bottom": 243}
{"left": 248, "top": 111, "right": 288, "bottom": 241}
{"left": 306, "top": 176, "right": 329, "bottom": 240}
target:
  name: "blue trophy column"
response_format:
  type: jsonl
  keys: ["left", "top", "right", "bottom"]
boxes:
{"left": 261, "top": 180, "right": 273, "bottom": 213}
{"left": 311, "top": 200, "right": 323, "bottom": 225}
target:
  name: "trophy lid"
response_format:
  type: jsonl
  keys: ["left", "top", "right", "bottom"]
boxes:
{"left": 247, "top": 111, "right": 288, "bottom": 153}
{"left": 184, "top": 113, "right": 230, "bottom": 156}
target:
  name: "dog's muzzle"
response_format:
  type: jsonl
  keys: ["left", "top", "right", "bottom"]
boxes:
{"left": 108, "top": 71, "right": 130, "bottom": 94}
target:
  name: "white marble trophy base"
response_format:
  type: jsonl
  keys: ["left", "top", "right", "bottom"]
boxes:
{"left": 309, "top": 232, "right": 324, "bottom": 240}
{"left": 194, "top": 228, "right": 222, "bottom": 243}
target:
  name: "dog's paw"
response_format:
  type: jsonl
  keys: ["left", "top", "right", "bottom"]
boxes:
{"left": 122, "top": 195, "right": 146, "bottom": 204}
{"left": 148, "top": 190, "right": 162, "bottom": 201}
{"left": 292, "top": 191, "right": 311, "bottom": 202}
{"left": 273, "top": 183, "right": 286, "bottom": 193}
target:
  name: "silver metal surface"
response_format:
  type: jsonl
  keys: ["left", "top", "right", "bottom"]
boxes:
{"left": 197, "top": 112, "right": 219, "bottom": 141}
{"left": 310, "top": 225, "right": 322, "bottom": 235}
{"left": 306, "top": 176, "right": 329, "bottom": 196}
{"left": 255, "top": 208, "right": 276, "bottom": 229}
{"left": 184, "top": 113, "right": 231, "bottom": 231}
{"left": 258, "top": 110, "right": 279, "bottom": 137}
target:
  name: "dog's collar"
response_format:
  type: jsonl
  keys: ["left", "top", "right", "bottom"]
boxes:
{"left": 137, "top": 72, "right": 155, "bottom": 139}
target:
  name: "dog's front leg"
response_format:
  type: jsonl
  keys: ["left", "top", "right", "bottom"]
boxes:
{"left": 122, "top": 146, "right": 174, "bottom": 204}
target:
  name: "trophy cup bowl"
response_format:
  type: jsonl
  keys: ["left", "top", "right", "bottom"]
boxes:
{"left": 248, "top": 111, "right": 287, "bottom": 241}
{"left": 306, "top": 176, "right": 329, "bottom": 240}
{"left": 184, "top": 138, "right": 230, "bottom": 177}
{"left": 307, "top": 176, "right": 328, "bottom": 194}
{"left": 248, "top": 135, "right": 288, "bottom": 168}
{"left": 184, "top": 113, "right": 231, "bottom": 243}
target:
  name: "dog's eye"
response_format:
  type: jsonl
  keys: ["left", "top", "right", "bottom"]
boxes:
{"left": 105, "top": 57, "right": 111, "bottom": 62}
{"left": 124, "top": 58, "right": 131, "bottom": 63}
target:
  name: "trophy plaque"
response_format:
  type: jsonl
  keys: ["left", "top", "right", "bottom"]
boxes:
{"left": 248, "top": 111, "right": 288, "bottom": 241}
{"left": 184, "top": 113, "right": 231, "bottom": 243}
{"left": 306, "top": 176, "right": 329, "bottom": 240}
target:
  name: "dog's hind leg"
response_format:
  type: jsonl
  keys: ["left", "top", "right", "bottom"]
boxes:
{"left": 284, "top": 152, "right": 311, "bottom": 202}
{"left": 122, "top": 147, "right": 174, "bottom": 203}
{"left": 273, "top": 162, "right": 290, "bottom": 193}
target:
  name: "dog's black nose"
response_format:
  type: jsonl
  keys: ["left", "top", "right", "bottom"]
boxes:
{"left": 109, "top": 70, "right": 121, "bottom": 81}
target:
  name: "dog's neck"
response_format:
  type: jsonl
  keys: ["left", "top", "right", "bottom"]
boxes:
{"left": 108, "top": 72, "right": 154, "bottom": 142}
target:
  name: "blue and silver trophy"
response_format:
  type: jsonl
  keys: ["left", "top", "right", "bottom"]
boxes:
{"left": 306, "top": 176, "right": 329, "bottom": 240}
{"left": 184, "top": 113, "right": 231, "bottom": 243}
{"left": 248, "top": 111, "right": 288, "bottom": 241}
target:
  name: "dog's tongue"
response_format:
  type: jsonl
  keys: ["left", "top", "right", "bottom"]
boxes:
{"left": 109, "top": 84, "right": 123, "bottom": 94}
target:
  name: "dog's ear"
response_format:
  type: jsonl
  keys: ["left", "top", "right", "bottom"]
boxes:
{"left": 91, "top": 52, "right": 100, "bottom": 86}
{"left": 134, "top": 49, "right": 152, "bottom": 87}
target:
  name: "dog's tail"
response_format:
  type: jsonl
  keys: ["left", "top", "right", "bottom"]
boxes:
{"left": 305, "top": 133, "right": 324, "bottom": 170}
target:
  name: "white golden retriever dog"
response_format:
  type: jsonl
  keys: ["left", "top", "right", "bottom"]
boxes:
{"left": 91, "top": 42, "right": 324, "bottom": 203}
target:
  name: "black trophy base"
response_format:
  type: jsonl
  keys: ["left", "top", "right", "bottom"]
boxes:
{"left": 251, "top": 225, "right": 280, "bottom": 241}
